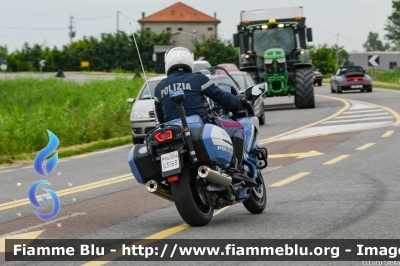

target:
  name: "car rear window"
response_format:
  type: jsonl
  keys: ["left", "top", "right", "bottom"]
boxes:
{"left": 139, "top": 80, "right": 160, "bottom": 99}
{"left": 193, "top": 62, "right": 211, "bottom": 72}
{"left": 229, "top": 74, "right": 246, "bottom": 90}
{"left": 207, "top": 75, "right": 240, "bottom": 94}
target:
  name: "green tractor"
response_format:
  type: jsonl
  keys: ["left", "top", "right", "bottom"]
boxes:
{"left": 233, "top": 8, "right": 315, "bottom": 109}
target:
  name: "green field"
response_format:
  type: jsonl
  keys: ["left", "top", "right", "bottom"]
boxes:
{"left": 368, "top": 68, "right": 400, "bottom": 83}
{"left": 0, "top": 77, "right": 144, "bottom": 163}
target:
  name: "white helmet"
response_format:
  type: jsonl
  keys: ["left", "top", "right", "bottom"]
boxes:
{"left": 164, "top": 46, "right": 194, "bottom": 74}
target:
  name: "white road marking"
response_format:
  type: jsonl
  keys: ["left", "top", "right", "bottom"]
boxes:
{"left": 334, "top": 113, "right": 390, "bottom": 119}
{"left": 343, "top": 109, "right": 386, "bottom": 114}
{"left": 0, "top": 212, "right": 86, "bottom": 238}
{"left": 322, "top": 116, "right": 393, "bottom": 124}
{"left": 348, "top": 102, "right": 378, "bottom": 110}
{"left": 274, "top": 121, "right": 393, "bottom": 141}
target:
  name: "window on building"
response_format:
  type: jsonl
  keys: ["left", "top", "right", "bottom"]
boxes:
{"left": 390, "top": 62, "right": 397, "bottom": 69}
{"left": 145, "top": 27, "right": 151, "bottom": 31}
{"left": 208, "top": 27, "right": 213, "bottom": 31}
{"left": 166, "top": 27, "right": 171, "bottom": 31}
{"left": 178, "top": 27, "right": 183, "bottom": 31}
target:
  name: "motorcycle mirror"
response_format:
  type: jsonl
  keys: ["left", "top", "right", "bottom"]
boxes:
{"left": 170, "top": 90, "right": 185, "bottom": 105}
{"left": 251, "top": 83, "right": 266, "bottom": 96}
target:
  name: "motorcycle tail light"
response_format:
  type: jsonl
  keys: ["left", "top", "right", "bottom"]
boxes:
{"left": 167, "top": 175, "right": 179, "bottom": 182}
{"left": 154, "top": 130, "right": 173, "bottom": 143}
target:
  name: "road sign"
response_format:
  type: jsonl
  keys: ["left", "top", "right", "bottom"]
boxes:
{"left": 0, "top": 64, "right": 7, "bottom": 71}
{"left": 368, "top": 55, "right": 379, "bottom": 67}
{"left": 81, "top": 61, "right": 89, "bottom": 68}
{"left": 39, "top": 60, "right": 46, "bottom": 67}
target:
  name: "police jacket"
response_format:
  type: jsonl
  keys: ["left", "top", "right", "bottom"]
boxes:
{"left": 154, "top": 70, "right": 241, "bottom": 123}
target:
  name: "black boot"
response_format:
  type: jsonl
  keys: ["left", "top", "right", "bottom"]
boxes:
{"left": 231, "top": 137, "right": 257, "bottom": 187}
{"left": 232, "top": 137, "right": 244, "bottom": 172}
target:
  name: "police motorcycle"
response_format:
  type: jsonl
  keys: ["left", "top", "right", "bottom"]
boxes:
{"left": 128, "top": 67, "right": 268, "bottom": 226}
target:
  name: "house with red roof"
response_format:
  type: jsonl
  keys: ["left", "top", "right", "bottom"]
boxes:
{"left": 138, "top": 2, "right": 220, "bottom": 51}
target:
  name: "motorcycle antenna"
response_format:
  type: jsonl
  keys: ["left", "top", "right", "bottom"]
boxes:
{"left": 130, "top": 23, "right": 153, "bottom": 100}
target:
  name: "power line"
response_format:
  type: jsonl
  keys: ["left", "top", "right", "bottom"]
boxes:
{"left": 75, "top": 14, "right": 115, "bottom": 20}
{"left": 0, "top": 35, "right": 65, "bottom": 38}
{"left": 339, "top": 34, "right": 365, "bottom": 42}
{"left": 120, "top": 13, "right": 136, "bottom": 21}
{"left": 313, "top": 28, "right": 337, "bottom": 35}
{"left": 339, "top": 35, "right": 364, "bottom": 43}
{"left": 0, "top": 26, "right": 66, "bottom": 31}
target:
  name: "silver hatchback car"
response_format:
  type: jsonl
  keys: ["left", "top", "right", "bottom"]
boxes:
{"left": 127, "top": 75, "right": 166, "bottom": 144}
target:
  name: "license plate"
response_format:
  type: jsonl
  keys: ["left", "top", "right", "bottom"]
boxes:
{"left": 161, "top": 151, "right": 180, "bottom": 172}
{"left": 351, "top": 85, "right": 363, "bottom": 88}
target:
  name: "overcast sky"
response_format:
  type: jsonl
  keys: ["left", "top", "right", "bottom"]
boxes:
{"left": 0, "top": 0, "right": 394, "bottom": 54}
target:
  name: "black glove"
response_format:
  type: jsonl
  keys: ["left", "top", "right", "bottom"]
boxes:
{"left": 236, "top": 95, "right": 250, "bottom": 111}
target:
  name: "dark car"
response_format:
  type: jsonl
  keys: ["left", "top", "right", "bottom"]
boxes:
{"left": 330, "top": 66, "right": 373, "bottom": 93}
{"left": 313, "top": 70, "right": 323, "bottom": 86}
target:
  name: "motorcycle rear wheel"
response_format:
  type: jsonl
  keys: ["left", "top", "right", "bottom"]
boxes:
{"left": 171, "top": 166, "right": 214, "bottom": 226}
{"left": 243, "top": 171, "right": 266, "bottom": 214}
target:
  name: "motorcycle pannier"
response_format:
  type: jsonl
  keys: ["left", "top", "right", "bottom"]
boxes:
{"left": 128, "top": 144, "right": 160, "bottom": 184}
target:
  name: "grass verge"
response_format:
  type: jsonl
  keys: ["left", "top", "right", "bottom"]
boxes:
{"left": 0, "top": 77, "right": 143, "bottom": 165}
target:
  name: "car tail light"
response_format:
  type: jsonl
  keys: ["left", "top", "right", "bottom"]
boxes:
{"left": 346, "top": 77, "right": 364, "bottom": 81}
{"left": 154, "top": 130, "right": 173, "bottom": 143}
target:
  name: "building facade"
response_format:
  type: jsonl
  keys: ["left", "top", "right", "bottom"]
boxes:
{"left": 138, "top": 2, "right": 220, "bottom": 52}
{"left": 138, "top": 2, "right": 221, "bottom": 73}
{"left": 349, "top": 51, "right": 400, "bottom": 71}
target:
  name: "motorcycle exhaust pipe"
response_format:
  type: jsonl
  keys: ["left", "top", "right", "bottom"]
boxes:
{"left": 198, "top": 166, "right": 232, "bottom": 187}
{"left": 146, "top": 180, "right": 174, "bottom": 202}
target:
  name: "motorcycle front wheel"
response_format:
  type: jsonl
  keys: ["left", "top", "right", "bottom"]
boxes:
{"left": 170, "top": 165, "right": 214, "bottom": 226}
{"left": 243, "top": 170, "right": 267, "bottom": 214}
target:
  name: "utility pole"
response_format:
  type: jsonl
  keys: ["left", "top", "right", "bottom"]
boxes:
{"left": 336, "top": 33, "right": 339, "bottom": 68}
{"left": 117, "top": 11, "right": 119, "bottom": 32}
{"left": 69, "top": 16, "right": 75, "bottom": 44}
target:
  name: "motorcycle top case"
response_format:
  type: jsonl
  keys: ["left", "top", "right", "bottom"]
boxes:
{"left": 191, "top": 124, "right": 233, "bottom": 166}
{"left": 128, "top": 144, "right": 160, "bottom": 184}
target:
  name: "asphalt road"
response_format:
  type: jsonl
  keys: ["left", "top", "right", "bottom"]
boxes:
{"left": 1, "top": 84, "right": 400, "bottom": 266}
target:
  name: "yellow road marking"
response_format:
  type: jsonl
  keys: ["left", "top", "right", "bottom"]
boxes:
{"left": 0, "top": 144, "right": 132, "bottom": 174}
{"left": 82, "top": 207, "right": 229, "bottom": 265}
{"left": 375, "top": 88, "right": 400, "bottom": 93}
{"left": 382, "top": 130, "right": 394, "bottom": 138}
{"left": 259, "top": 96, "right": 351, "bottom": 144}
{"left": 323, "top": 155, "right": 350, "bottom": 165}
{"left": 81, "top": 224, "right": 190, "bottom": 266}
{"left": 0, "top": 174, "right": 133, "bottom": 211}
{"left": 356, "top": 143, "right": 375, "bottom": 150}
{"left": 0, "top": 230, "right": 45, "bottom": 252}
{"left": 269, "top": 150, "right": 323, "bottom": 159}
{"left": 269, "top": 172, "right": 311, "bottom": 187}
{"left": 0, "top": 169, "right": 14, "bottom": 174}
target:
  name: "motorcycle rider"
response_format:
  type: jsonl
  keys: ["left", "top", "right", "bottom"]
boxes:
{"left": 154, "top": 46, "right": 249, "bottom": 175}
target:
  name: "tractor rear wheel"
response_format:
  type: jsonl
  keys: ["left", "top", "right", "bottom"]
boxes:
{"left": 294, "top": 68, "right": 315, "bottom": 109}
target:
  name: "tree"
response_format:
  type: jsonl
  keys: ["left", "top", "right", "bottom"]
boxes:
{"left": 192, "top": 35, "right": 238, "bottom": 66}
{"left": 385, "top": 0, "right": 400, "bottom": 46}
{"left": 309, "top": 44, "right": 349, "bottom": 74}
{"left": 330, "top": 44, "right": 350, "bottom": 67}
{"left": 2, "top": 30, "right": 174, "bottom": 72}
{"left": 309, "top": 44, "right": 336, "bottom": 74}
{"left": 363, "top": 32, "right": 390, "bottom": 51}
